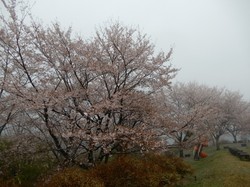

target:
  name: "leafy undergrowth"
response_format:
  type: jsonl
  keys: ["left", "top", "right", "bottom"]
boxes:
{"left": 183, "top": 145, "right": 250, "bottom": 187}
{"left": 41, "top": 154, "right": 193, "bottom": 187}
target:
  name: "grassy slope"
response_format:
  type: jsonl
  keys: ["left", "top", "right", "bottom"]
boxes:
{"left": 183, "top": 144, "right": 250, "bottom": 187}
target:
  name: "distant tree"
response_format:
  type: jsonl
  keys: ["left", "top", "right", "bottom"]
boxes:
{"left": 0, "top": 0, "right": 177, "bottom": 167}
{"left": 241, "top": 104, "right": 250, "bottom": 137}
{"left": 205, "top": 90, "right": 249, "bottom": 150}
{"left": 224, "top": 91, "right": 250, "bottom": 143}
{"left": 240, "top": 106, "right": 250, "bottom": 142}
{"left": 163, "top": 82, "right": 217, "bottom": 157}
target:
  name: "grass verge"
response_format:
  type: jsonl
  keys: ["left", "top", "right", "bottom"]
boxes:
{"left": 183, "top": 145, "right": 250, "bottom": 187}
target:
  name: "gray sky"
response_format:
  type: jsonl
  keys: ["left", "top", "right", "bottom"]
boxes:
{"left": 30, "top": 0, "right": 250, "bottom": 101}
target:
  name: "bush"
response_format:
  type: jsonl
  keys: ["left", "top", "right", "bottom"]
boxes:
{"left": 42, "top": 154, "right": 193, "bottom": 187}
{"left": 0, "top": 157, "right": 54, "bottom": 187}
{"left": 91, "top": 154, "right": 193, "bottom": 187}
{"left": 0, "top": 138, "right": 55, "bottom": 187}
{"left": 42, "top": 167, "right": 104, "bottom": 187}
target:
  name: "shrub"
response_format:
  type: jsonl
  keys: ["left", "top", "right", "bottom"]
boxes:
{"left": 42, "top": 167, "right": 104, "bottom": 187}
{"left": 0, "top": 138, "right": 55, "bottom": 187}
{"left": 41, "top": 153, "right": 193, "bottom": 187}
{"left": 91, "top": 154, "right": 193, "bottom": 187}
{"left": 0, "top": 158, "right": 54, "bottom": 187}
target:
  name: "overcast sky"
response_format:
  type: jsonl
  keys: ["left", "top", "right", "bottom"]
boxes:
{"left": 29, "top": 0, "right": 250, "bottom": 101}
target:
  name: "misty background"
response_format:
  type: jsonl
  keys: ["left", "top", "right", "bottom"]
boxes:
{"left": 30, "top": 0, "right": 250, "bottom": 100}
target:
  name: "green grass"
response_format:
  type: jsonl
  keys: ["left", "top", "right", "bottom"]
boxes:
{"left": 183, "top": 144, "right": 250, "bottom": 187}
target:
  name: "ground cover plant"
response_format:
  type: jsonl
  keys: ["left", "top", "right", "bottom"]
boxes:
{"left": 183, "top": 144, "right": 250, "bottom": 187}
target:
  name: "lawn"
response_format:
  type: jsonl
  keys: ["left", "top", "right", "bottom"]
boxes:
{"left": 183, "top": 144, "right": 250, "bottom": 187}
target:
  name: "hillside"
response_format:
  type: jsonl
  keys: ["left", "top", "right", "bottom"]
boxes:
{"left": 184, "top": 144, "right": 250, "bottom": 187}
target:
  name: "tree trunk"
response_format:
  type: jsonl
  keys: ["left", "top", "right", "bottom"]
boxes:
{"left": 104, "top": 154, "right": 109, "bottom": 163}
{"left": 215, "top": 136, "right": 220, "bottom": 150}
{"left": 88, "top": 150, "right": 94, "bottom": 165}
{"left": 233, "top": 134, "right": 237, "bottom": 143}
{"left": 179, "top": 149, "right": 184, "bottom": 158}
{"left": 194, "top": 144, "right": 203, "bottom": 160}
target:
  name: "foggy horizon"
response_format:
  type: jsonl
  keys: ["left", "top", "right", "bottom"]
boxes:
{"left": 29, "top": 0, "right": 250, "bottom": 101}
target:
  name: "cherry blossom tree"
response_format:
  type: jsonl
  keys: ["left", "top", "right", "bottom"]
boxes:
{"left": 162, "top": 82, "right": 218, "bottom": 157}
{"left": 206, "top": 102, "right": 227, "bottom": 150}
{"left": 223, "top": 91, "right": 250, "bottom": 143}
{"left": 0, "top": 0, "right": 177, "bottom": 167}
{"left": 205, "top": 90, "right": 248, "bottom": 150}
{"left": 0, "top": 57, "right": 17, "bottom": 135}
{"left": 239, "top": 105, "right": 250, "bottom": 141}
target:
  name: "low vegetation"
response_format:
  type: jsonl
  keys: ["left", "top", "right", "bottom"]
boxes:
{"left": 1, "top": 142, "right": 250, "bottom": 186}
{"left": 184, "top": 144, "right": 250, "bottom": 187}
{"left": 43, "top": 154, "right": 193, "bottom": 187}
{"left": 0, "top": 151, "right": 193, "bottom": 187}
